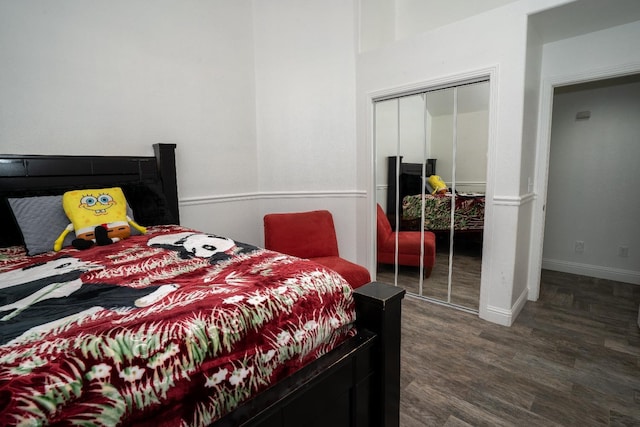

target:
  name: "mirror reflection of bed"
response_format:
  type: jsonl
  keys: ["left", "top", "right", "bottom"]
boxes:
{"left": 374, "top": 81, "right": 489, "bottom": 313}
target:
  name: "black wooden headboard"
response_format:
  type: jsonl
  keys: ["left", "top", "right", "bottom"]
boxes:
{"left": 0, "top": 143, "right": 179, "bottom": 247}
{"left": 386, "top": 156, "right": 436, "bottom": 229}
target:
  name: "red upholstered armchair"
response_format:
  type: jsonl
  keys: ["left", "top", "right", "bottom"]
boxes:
{"left": 377, "top": 204, "right": 436, "bottom": 277}
{"left": 263, "top": 210, "right": 371, "bottom": 288}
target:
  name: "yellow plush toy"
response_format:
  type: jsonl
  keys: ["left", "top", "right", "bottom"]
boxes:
{"left": 54, "top": 187, "right": 146, "bottom": 251}
{"left": 427, "top": 175, "right": 448, "bottom": 195}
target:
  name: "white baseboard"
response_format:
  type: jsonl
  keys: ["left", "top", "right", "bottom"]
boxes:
{"left": 481, "top": 304, "right": 512, "bottom": 326}
{"left": 511, "top": 287, "right": 529, "bottom": 321}
{"left": 542, "top": 258, "right": 640, "bottom": 285}
{"left": 481, "top": 286, "right": 529, "bottom": 326}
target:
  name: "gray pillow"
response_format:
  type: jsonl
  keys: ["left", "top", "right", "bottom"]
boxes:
{"left": 8, "top": 195, "right": 138, "bottom": 256}
{"left": 8, "top": 195, "right": 75, "bottom": 255}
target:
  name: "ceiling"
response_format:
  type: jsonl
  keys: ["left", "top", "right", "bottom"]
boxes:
{"left": 529, "top": 0, "right": 640, "bottom": 44}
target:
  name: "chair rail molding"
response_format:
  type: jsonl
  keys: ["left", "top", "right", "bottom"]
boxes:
{"left": 180, "top": 190, "right": 367, "bottom": 206}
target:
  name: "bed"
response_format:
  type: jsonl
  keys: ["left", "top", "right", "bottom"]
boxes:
{"left": 0, "top": 144, "right": 404, "bottom": 427}
{"left": 386, "top": 156, "right": 484, "bottom": 233}
{"left": 401, "top": 193, "right": 485, "bottom": 232}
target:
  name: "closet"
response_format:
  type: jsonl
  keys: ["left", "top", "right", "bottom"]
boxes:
{"left": 374, "top": 80, "right": 489, "bottom": 312}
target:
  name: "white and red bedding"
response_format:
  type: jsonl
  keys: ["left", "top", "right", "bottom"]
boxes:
{"left": 402, "top": 193, "right": 485, "bottom": 231}
{"left": 0, "top": 225, "right": 356, "bottom": 426}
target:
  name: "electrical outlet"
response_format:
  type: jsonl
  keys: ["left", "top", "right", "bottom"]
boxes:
{"left": 574, "top": 240, "right": 584, "bottom": 253}
{"left": 619, "top": 246, "right": 629, "bottom": 258}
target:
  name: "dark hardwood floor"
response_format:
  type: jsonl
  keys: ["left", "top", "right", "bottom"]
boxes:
{"left": 399, "top": 269, "right": 640, "bottom": 426}
{"left": 378, "top": 233, "right": 483, "bottom": 311}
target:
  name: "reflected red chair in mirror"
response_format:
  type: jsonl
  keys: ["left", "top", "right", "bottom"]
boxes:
{"left": 263, "top": 210, "right": 371, "bottom": 288}
{"left": 376, "top": 204, "right": 435, "bottom": 277}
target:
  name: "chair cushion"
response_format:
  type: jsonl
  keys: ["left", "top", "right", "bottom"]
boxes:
{"left": 311, "top": 256, "right": 371, "bottom": 289}
{"left": 376, "top": 204, "right": 393, "bottom": 246}
{"left": 264, "top": 210, "right": 370, "bottom": 288}
{"left": 397, "top": 231, "right": 435, "bottom": 257}
{"left": 377, "top": 230, "right": 436, "bottom": 269}
{"left": 264, "top": 210, "right": 339, "bottom": 259}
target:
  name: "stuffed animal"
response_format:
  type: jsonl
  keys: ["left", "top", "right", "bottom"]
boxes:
{"left": 427, "top": 175, "right": 448, "bottom": 195}
{"left": 54, "top": 187, "right": 146, "bottom": 251}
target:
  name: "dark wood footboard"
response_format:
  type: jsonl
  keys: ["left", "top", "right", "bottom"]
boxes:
{"left": 354, "top": 282, "right": 405, "bottom": 427}
{"left": 213, "top": 281, "right": 405, "bottom": 427}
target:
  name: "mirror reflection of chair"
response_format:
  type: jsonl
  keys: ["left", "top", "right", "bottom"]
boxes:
{"left": 376, "top": 204, "right": 435, "bottom": 278}
{"left": 263, "top": 210, "right": 371, "bottom": 288}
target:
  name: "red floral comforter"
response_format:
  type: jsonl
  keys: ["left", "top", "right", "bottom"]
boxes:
{"left": 402, "top": 193, "right": 485, "bottom": 231}
{"left": 0, "top": 225, "right": 356, "bottom": 426}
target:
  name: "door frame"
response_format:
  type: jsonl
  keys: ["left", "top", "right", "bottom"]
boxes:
{"left": 368, "top": 66, "right": 497, "bottom": 314}
{"left": 528, "top": 62, "right": 640, "bottom": 300}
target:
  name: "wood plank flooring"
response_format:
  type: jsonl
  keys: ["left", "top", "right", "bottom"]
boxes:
{"left": 399, "top": 269, "right": 640, "bottom": 426}
{"left": 377, "top": 233, "right": 483, "bottom": 311}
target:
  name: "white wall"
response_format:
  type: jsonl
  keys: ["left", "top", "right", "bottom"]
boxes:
{"left": 542, "top": 79, "right": 640, "bottom": 283}
{"left": 520, "top": 9, "right": 544, "bottom": 302}
{"left": 359, "top": 0, "right": 520, "bottom": 52}
{"left": 0, "top": 0, "right": 260, "bottom": 243}
{"left": 428, "top": 83, "right": 489, "bottom": 191}
{"left": 430, "top": 110, "right": 454, "bottom": 183}
{"left": 253, "top": 0, "right": 357, "bottom": 194}
{"left": 0, "top": 0, "right": 366, "bottom": 264}
{"left": 374, "top": 99, "right": 399, "bottom": 210}
{"left": 395, "top": 0, "right": 519, "bottom": 41}
{"left": 253, "top": 0, "right": 363, "bottom": 262}
{"left": 358, "top": 0, "right": 395, "bottom": 53}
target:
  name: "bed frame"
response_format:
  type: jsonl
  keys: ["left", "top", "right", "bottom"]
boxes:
{"left": 386, "top": 155, "right": 430, "bottom": 230}
{"left": 0, "top": 144, "right": 405, "bottom": 427}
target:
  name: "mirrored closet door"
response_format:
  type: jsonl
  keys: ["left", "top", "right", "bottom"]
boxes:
{"left": 374, "top": 81, "right": 489, "bottom": 312}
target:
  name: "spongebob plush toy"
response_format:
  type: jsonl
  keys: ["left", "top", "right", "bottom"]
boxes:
{"left": 427, "top": 175, "right": 448, "bottom": 195}
{"left": 54, "top": 187, "right": 146, "bottom": 251}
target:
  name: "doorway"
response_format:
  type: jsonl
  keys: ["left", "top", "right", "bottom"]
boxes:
{"left": 541, "top": 74, "right": 640, "bottom": 285}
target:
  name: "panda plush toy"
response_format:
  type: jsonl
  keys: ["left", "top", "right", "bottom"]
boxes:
{"left": 148, "top": 232, "right": 258, "bottom": 262}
